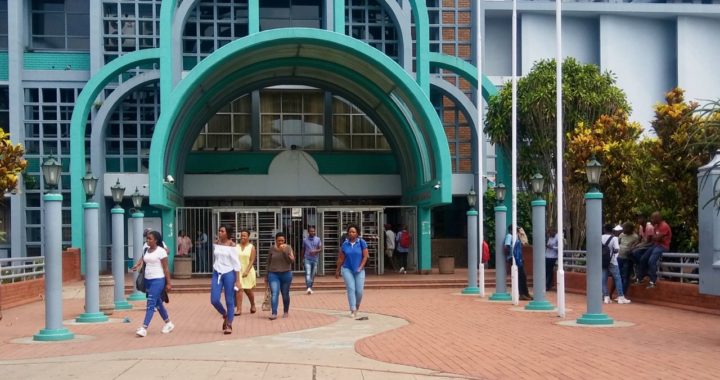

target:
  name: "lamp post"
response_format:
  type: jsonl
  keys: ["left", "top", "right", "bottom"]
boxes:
{"left": 33, "top": 156, "right": 75, "bottom": 341}
{"left": 462, "top": 187, "right": 480, "bottom": 294}
{"left": 577, "top": 156, "right": 614, "bottom": 325}
{"left": 76, "top": 172, "right": 108, "bottom": 322}
{"left": 127, "top": 187, "right": 146, "bottom": 302}
{"left": 111, "top": 179, "right": 132, "bottom": 310}
{"left": 526, "top": 174, "right": 554, "bottom": 310}
{"left": 489, "top": 183, "right": 511, "bottom": 301}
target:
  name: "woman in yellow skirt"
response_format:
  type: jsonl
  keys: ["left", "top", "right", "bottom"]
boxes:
{"left": 234, "top": 229, "right": 257, "bottom": 316}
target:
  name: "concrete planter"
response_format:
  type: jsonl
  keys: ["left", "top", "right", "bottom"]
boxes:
{"left": 438, "top": 256, "right": 455, "bottom": 274}
{"left": 173, "top": 256, "right": 193, "bottom": 279}
{"left": 99, "top": 274, "right": 115, "bottom": 315}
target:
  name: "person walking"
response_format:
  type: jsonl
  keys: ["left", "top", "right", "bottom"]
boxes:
{"left": 234, "top": 229, "right": 257, "bottom": 316}
{"left": 395, "top": 224, "right": 410, "bottom": 273}
{"left": 545, "top": 227, "right": 558, "bottom": 291}
{"left": 267, "top": 232, "right": 295, "bottom": 320}
{"left": 336, "top": 224, "right": 369, "bottom": 319}
{"left": 302, "top": 226, "right": 322, "bottom": 295}
{"left": 131, "top": 230, "right": 174, "bottom": 337}
{"left": 210, "top": 225, "right": 241, "bottom": 334}
{"left": 602, "top": 224, "right": 631, "bottom": 304}
{"left": 383, "top": 224, "right": 396, "bottom": 272}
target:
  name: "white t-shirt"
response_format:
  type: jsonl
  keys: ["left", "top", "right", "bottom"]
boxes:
{"left": 143, "top": 246, "right": 168, "bottom": 279}
{"left": 385, "top": 229, "right": 396, "bottom": 250}
{"left": 601, "top": 234, "right": 620, "bottom": 266}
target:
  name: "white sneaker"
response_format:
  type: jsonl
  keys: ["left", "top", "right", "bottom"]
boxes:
{"left": 617, "top": 296, "right": 632, "bottom": 304}
{"left": 350, "top": 311, "right": 357, "bottom": 318}
{"left": 307, "top": 287, "right": 313, "bottom": 295}
{"left": 136, "top": 327, "right": 147, "bottom": 337}
{"left": 603, "top": 296, "right": 611, "bottom": 304}
{"left": 399, "top": 267, "right": 405, "bottom": 273}
{"left": 161, "top": 321, "right": 175, "bottom": 334}
{"left": 309, "top": 288, "right": 313, "bottom": 294}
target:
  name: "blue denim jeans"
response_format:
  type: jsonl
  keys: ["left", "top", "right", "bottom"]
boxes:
{"left": 545, "top": 257, "right": 557, "bottom": 291}
{"left": 211, "top": 270, "right": 236, "bottom": 324}
{"left": 602, "top": 263, "right": 624, "bottom": 297}
{"left": 304, "top": 259, "right": 318, "bottom": 288}
{"left": 143, "top": 277, "right": 169, "bottom": 327}
{"left": 637, "top": 244, "right": 666, "bottom": 283}
{"left": 268, "top": 271, "right": 292, "bottom": 315}
{"left": 341, "top": 267, "right": 365, "bottom": 312}
{"left": 617, "top": 257, "right": 631, "bottom": 295}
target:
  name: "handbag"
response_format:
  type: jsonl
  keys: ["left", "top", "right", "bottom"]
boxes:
{"left": 135, "top": 263, "right": 146, "bottom": 292}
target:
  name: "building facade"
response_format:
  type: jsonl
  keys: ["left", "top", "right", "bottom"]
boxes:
{"left": 0, "top": 1, "right": 718, "bottom": 274}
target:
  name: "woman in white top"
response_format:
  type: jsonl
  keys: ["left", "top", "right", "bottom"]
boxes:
{"left": 131, "top": 230, "right": 174, "bottom": 337}
{"left": 234, "top": 229, "right": 257, "bottom": 316}
{"left": 211, "top": 225, "right": 242, "bottom": 334}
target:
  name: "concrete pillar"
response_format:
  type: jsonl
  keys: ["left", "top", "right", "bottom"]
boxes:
{"left": 490, "top": 206, "right": 511, "bottom": 301}
{"left": 112, "top": 207, "right": 132, "bottom": 310}
{"left": 577, "top": 192, "right": 613, "bottom": 325}
{"left": 33, "top": 194, "right": 74, "bottom": 341}
{"left": 76, "top": 202, "right": 109, "bottom": 322}
{"left": 698, "top": 151, "right": 720, "bottom": 296}
{"left": 526, "top": 199, "right": 554, "bottom": 310}
{"left": 127, "top": 212, "right": 146, "bottom": 302}
{"left": 463, "top": 209, "right": 480, "bottom": 294}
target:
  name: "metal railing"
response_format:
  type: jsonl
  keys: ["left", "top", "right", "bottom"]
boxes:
{"left": 0, "top": 257, "right": 45, "bottom": 283}
{"left": 562, "top": 250, "right": 699, "bottom": 283}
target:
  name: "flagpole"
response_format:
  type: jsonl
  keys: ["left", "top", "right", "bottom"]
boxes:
{"left": 555, "top": 0, "right": 566, "bottom": 318}
{"left": 476, "top": 0, "right": 485, "bottom": 298}
{"left": 510, "top": 0, "right": 519, "bottom": 305}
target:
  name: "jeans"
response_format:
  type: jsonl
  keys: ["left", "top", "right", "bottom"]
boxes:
{"left": 396, "top": 251, "right": 408, "bottom": 269}
{"left": 304, "top": 259, "right": 318, "bottom": 288}
{"left": 268, "top": 271, "right": 292, "bottom": 315}
{"left": 143, "top": 277, "right": 169, "bottom": 327}
{"left": 617, "top": 257, "right": 631, "bottom": 295}
{"left": 545, "top": 257, "right": 557, "bottom": 291}
{"left": 341, "top": 267, "right": 366, "bottom": 312}
{"left": 211, "top": 270, "right": 236, "bottom": 324}
{"left": 637, "top": 245, "right": 666, "bottom": 283}
{"left": 602, "top": 263, "right": 624, "bottom": 297}
{"left": 518, "top": 265, "right": 530, "bottom": 297}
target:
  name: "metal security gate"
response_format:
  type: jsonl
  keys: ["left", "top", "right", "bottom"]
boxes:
{"left": 176, "top": 205, "right": 415, "bottom": 276}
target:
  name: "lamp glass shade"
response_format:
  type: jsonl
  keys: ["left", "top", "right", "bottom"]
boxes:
{"left": 530, "top": 173, "right": 544, "bottom": 195}
{"left": 586, "top": 156, "right": 603, "bottom": 186}
{"left": 81, "top": 172, "right": 98, "bottom": 198}
{"left": 41, "top": 155, "right": 62, "bottom": 189}
{"left": 495, "top": 183, "right": 506, "bottom": 203}
{"left": 467, "top": 187, "right": 477, "bottom": 208}
{"left": 131, "top": 187, "right": 143, "bottom": 209}
{"left": 110, "top": 179, "right": 126, "bottom": 205}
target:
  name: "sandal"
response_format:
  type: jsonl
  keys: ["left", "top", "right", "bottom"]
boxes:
{"left": 250, "top": 306, "right": 256, "bottom": 314}
{"left": 223, "top": 322, "right": 232, "bottom": 335}
{"left": 222, "top": 315, "right": 228, "bottom": 330}
{"left": 234, "top": 309, "right": 241, "bottom": 316}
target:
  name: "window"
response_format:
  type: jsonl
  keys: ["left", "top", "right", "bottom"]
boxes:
{"left": 432, "top": 91, "right": 472, "bottom": 173}
{"left": 103, "top": 0, "right": 162, "bottom": 62}
{"left": 346, "top": 0, "right": 399, "bottom": 63}
{"left": 0, "top": 87, "right": 8, "bottom": 131}
{"left": 260, "top": 91, "right": 324, "bottom": 150}
{"left": 182, "top": 0, "right": 249, "bottom": 70}
{"left": 23, "top": 86, "right": 87, "bottom": 255}
{"left": 260, "top": 0, "right": 322, "bottom": 31}
{"left": 0, "top": 1, "right": 8, "bottom": 50}
{"left": 332, "top": 96, "right": 389, "bottom": 151}
{"left": 193, "top": 94, "right": 252, "bottom": 151}
{"left": 31, "top": 0, "right": 90, "bottom": 50}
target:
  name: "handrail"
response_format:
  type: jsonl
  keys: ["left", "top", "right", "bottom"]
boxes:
{"left": 0, "top": 257, "right": 46, "bottom": 283}
{"left": 562, "top": 250, "right": 699, "bottom": 283}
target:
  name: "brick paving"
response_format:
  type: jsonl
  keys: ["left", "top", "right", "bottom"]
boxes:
{"left": 2, "top": 280, "right": 720, "bottom": 379}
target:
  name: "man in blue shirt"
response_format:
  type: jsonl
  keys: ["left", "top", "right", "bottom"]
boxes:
{"left": 302, "top": 226, "right": 322, "bottom": 294}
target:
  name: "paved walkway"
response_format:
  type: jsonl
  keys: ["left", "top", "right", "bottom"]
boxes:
{"left": 1, "top": 280, "right": 720, "bottom": 379}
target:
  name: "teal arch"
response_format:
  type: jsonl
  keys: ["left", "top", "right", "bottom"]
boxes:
{"left": 69, "top": 49, "right": 161, "bottom": 249}
{"left": 428, "top": 52, "right": 498, "bottom": 100}
{"left": 149, "top": 28, "right": 450, "bottom": 210}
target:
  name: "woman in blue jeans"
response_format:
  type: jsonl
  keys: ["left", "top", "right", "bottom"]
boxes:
{"left": 266, "top": 232, "right": 295, "bottom": 320}
{"left": 210, "top": 225, "right": 241, "bottom": 334}
{"left": 335, "top": 224, "right": 369, "bottom": 319}
{"left": 131, "top": 230, "right": 174, "bottom": 337}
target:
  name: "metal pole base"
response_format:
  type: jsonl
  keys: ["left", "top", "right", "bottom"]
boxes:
{"left": 489, "top": 292, "right": 512, "bottom": 301}
{"left": 76, "top": 312, "right": 109, "bottom": 323}
{"left": 576, "top": 313, "right": 614, "bottom": 325}
{"left": 114, "top": 300, "right": 133, "bottom": 310}
{"left": 127, "top": 291, "right": 146, "bottom": 301}
{"left": 33, "top": 328, "right": 75, "bottom": 342}
{"left": 461, "top": 287, "right": 480, "bottom": 295}
{"left": 525, "top": 300, "right": 555, "bottom": 311}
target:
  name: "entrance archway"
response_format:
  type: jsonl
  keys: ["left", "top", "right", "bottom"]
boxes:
{"left": 150, "top": 28, "right": 451, "bottom": 271}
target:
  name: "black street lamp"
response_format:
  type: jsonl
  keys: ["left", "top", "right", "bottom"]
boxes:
{"left": 110, "top": 179, "right": 126, "bottom": 207}
{"left": 131, "top": 187, "right": 144, "bottom": 209}
{"left": 41, "top": 155, "right": 62, "bottom": 191}
{"left": 586, "top": 155, "right": 603, "bottom": 192}
{"left": 530, "top": 173, "right": 545, "bottom": 199}
{"left": 467, "top": 187, "right": 477, "bottom": 210}
{"left": 81, "top": 172, "right": 99, "bottom": 201}
{"left": 495, "top": 182, "right": 506, "bottom": 204}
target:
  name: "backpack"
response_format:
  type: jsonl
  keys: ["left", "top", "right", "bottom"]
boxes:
{"left": 399, "top": 231, "right": 411, "bottom": 249}
{"left": 601, "top": 236, "right": 614, "bottom": 269}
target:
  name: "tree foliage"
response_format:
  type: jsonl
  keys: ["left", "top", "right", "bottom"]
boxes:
{"left": 484, "top": 58, "right": 629, "bottom": 248}
{"left": 0, "top": 128, "right": 27, "bottom": 195}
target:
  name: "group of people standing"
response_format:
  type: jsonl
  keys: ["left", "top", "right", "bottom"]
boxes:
{"left": 131, "top": 223, "right": 375, "bottom": 337}
{"left": 383, "top": 224, "right": 411, "bottom": 274}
